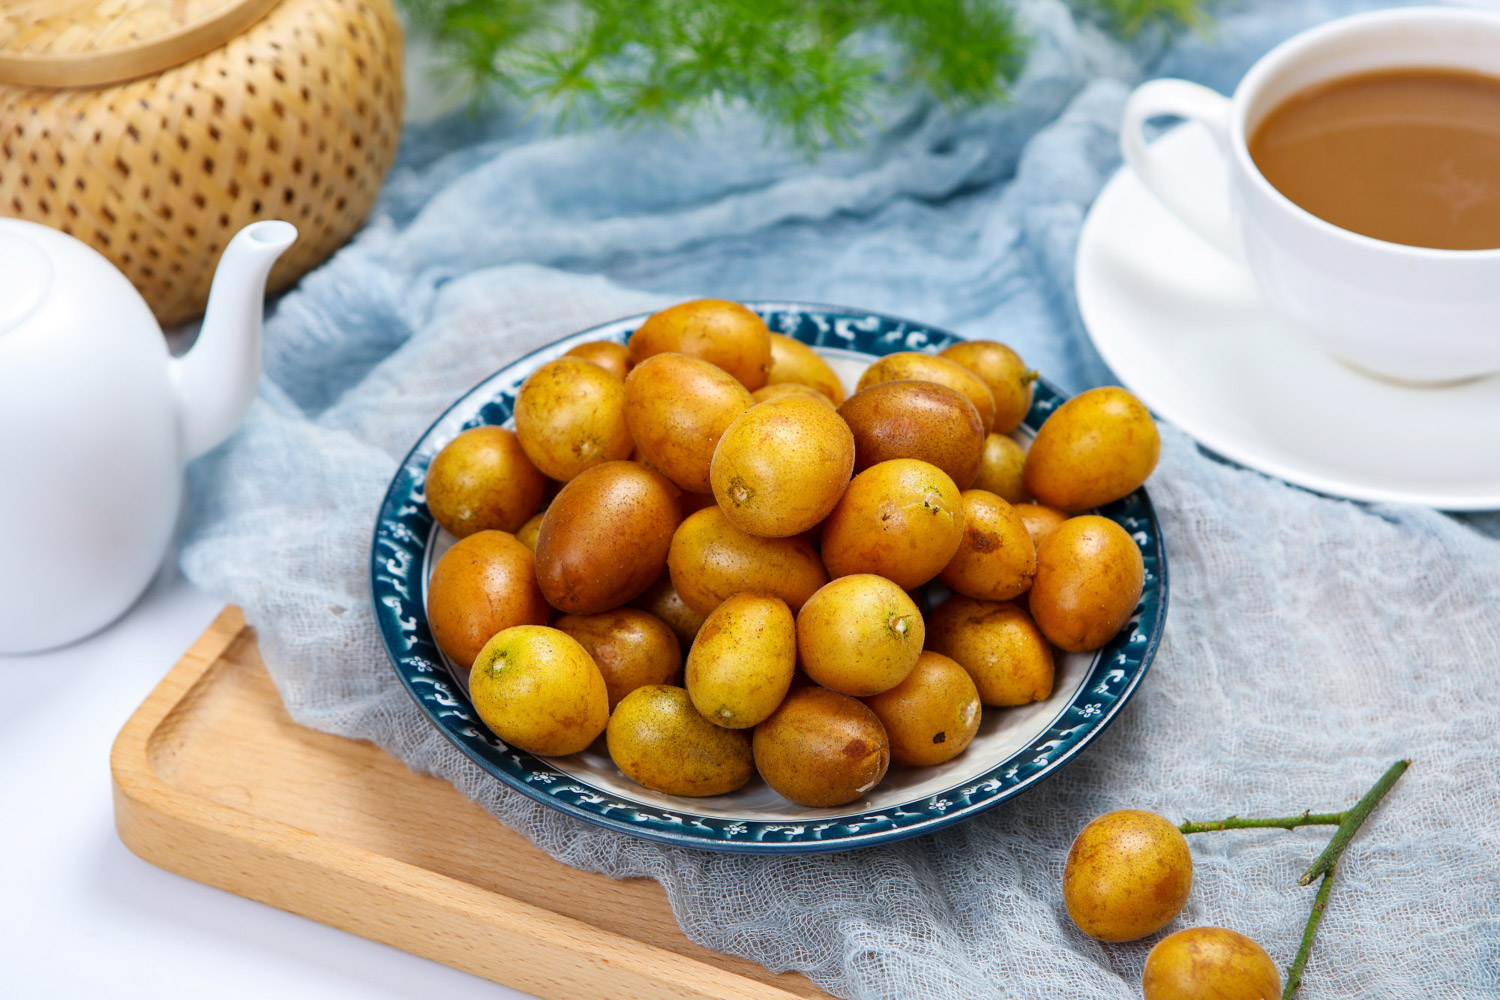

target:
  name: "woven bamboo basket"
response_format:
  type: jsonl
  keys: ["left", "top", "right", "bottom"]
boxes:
{"left": 0, "top": 0, "right": 403, "bottom": 325}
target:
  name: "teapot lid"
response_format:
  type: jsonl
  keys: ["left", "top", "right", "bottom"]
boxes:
{"left": 0, "top": 230, "right": 51, "bottom": 338}
{"left": 0, "top": 0, "right": 281, "bottom": 89}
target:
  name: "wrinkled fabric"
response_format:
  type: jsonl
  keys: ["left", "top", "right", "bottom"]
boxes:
{"left": 179, "top": 1, "right": 1500, "bottom": 997}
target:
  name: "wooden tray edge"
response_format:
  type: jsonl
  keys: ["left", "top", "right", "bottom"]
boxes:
{"left": 110, "top": 607, "right": 806, "bottom": 1000}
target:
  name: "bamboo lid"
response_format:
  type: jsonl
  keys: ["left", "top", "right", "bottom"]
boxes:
{"left": 0, "top": 0, "right": 282, "bottom": 88}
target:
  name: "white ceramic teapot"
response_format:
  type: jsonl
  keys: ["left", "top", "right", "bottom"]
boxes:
{"left": 0, "top": 218, "right": 295, "bottom": 654}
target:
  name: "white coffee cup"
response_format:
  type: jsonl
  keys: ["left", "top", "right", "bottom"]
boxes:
{"left": 1121, "top": 7, "right": 1500, "bottom": 384}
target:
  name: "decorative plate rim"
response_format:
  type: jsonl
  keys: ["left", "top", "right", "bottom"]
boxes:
{"left": 371, "top": 302, "right": 1169, "bottom": 853}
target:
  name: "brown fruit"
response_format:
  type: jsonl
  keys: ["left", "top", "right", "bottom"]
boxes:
{"left": 820, "top": 459, "right": 965, "bottom": 590}
{"left": 535, "top": 461, "right": 681, "bottom": 614}
{"left": 626, "top": 299, "right": 773, "bottom": 390}
{"left": 554, "top": 608, "right": 682, "bottom": 711}
{"left": 753, "top": 687, "right": 890, "bottom": 807}
{"left": 862, "top": 651, "right": 981, "bottom": 767}
{"left": 1023, "top": 386, "right": 1160, "bottom": 510}
{"left": 925, "top": 596, "right": 1053, "bottom": 707}
{"left": 625, "top": 353, "right": 754, "bottom": 493}
{"left": 513, "top": 358, "right": 634, "bottom": 481}
{"left": 1029, "top": 515, "right": 1144, "bottom": 652}
{"left": 426, "top": 531, "right": 550, "bottom": 672}
{"left": 631, "top": 570, "right": 708, "bottom": 648}
{"left": 972, "top": 433, "right": 1029, "bottom": 503}
{"left": 564, "top": 339, "right": 631, "bottom": 380}
{"left": 766, "top": 333, "right": 846, "bottom": 404}
{"left": 856, "top": 352, "right": 997, "bottom": 433}
{"left": 1064, "top": 809, "right": 1193, "bottom": 942}
{"left": 710, "top": 394, "right": 855, "bottom": 538}
{"left": 425, "top": 426, "right": 546, "bottom": 538}
{"left": 1143, "top": 928, "right": 1282, "bottom": 1000}
{"left": 837, "top": 380, "right": 985, "bottom": 488}
{"left": 939, "top": 340, "right": 1036, "bottom": 434}
{"left": 796, "top": 574, "right": 924, "bottom": 697}
{"left": 938, "top": 490, "right": 1036, "bottom": 601}
{"left": 1013, "top": 503, "right": 1067, "bottom": 550}
{"left": 752, "top": 382, "right": 834, "bottom": 406}
{"left": 666, "top": 506, "right": 828, "bottom": 617}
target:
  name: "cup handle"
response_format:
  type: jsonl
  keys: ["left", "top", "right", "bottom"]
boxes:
{"left": 1120, "top": 79, "right": 1242, "bottom": 261}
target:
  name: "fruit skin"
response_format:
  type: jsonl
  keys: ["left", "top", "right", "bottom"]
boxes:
{"left": 468, "top": 625, "right": 609, "bottom": 756}
{"left": 862, "top": 650, "right": 981, "bottom": 767}
{"left": 1022, "top": 386, "right": 1160, "bottom": 511}
{"left": 625, "top": 353, "right": 754, "bottom": 494}
{"left": 939, "top": 340, "right": 1035, "bottom": 434}
{"left": 513, "top": 358, "right": 635, "bottom": 481}
{"left": 686, "top": 594, "right": 797, "bottom": 729}
{"left": 535, "top": 461, "right": 682, "bottom": 615}
{"left": 607, "top": 685, "right": 754, "bottom": 796}
{"left": 710, "top": 394, "right": 855, "bottom": 538}
{"left": 666, "top": 506, "right": 828, "bottom": 617}
{"left": 972, "top": 432, "right": 1028, "bottom": 503}
{"left": 627, "top": 299, "right": 773, "bottom": 390}
{"left": 565, "top": 339, "right": 631, "bottom": 380}
{"left": 1142, "top": 927, "right": 1282, "bottom": 1000}
{"left": 554, "top": 608, "right": 682, "bottom": 711}
{"left": 425, "top": 426, "right": 547, "bottom": 538}
{"left": 631, "top": 570, "right": 709, "bottom": 649}
{"left": 766, "top": 333, "right": 846, "bottom": 404}
{"left": 856, "top": 351, "right": 997, "bottom": 433}
{"left": 796, "top": 575, "right": 924, "bottom": 697}
{"left": 939, "top": 489, "right": 1036, "bottom": 602}
{"left": 925, "top": 596, "right": 1053, "bottom": 707}
{"left": 426, "top": 530, "right": 551, "bottom": 672}
{"left": 820, "top": 458, "right": 965, "bottom": 590}
{"left": 1063, "top": 809, "right": 1194, "bottom": 943}
{"left": 753, "top": 686, "right": 890, "bottom": 807}
{"left": 1013, "top": 503, "right": 1067, "bottom": 551}
{"left": 515, "top": 512, "right": 545, "bottom": 551}
{"left": 837, "top": 380, "right": 985, "bottom": 489}
{"left": 752, "top": 382, "right": 834, "bottom": 406}
{"left": 1029, "top": 514, "right": 1144, "bottom": 652}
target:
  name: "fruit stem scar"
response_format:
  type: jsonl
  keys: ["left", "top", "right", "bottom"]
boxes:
{"left": 728, "top": 478, "right": 754, "bottom": 506}
{"left": 888, "top": 614, "right": 910, "bottom": 638}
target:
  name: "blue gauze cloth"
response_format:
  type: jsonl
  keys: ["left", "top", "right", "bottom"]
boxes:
{"left": 180, "top": 1, "right": 1500, "bottom": 996}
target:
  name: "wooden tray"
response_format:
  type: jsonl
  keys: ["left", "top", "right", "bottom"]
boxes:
{"left": 111, "top": 607, "right": 830, "bottom": 1000}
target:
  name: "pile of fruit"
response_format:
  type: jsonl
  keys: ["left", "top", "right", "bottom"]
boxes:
{"left": 421, "top": 299, "right": 1161, "bottom": 807}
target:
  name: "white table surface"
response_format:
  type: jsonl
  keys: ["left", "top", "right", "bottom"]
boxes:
{"left": 0, "top": 562, "right": 540, "bottom": 1000}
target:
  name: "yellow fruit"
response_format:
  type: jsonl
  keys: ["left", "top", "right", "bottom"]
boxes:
{"left": 1022, "top": 386, "right": 1160, "bottom": 510}
{"left": 468, "top": 625, "right": 609, "bottom": 756}
{"left": 607, "top": 685, "right": 754, "bottom": 796}
{"left": 1143, "top": 927, "right": 1282, "bottom": 1000}
{"left": 1063, "top": 809, "right": 1193, "bottom": 942}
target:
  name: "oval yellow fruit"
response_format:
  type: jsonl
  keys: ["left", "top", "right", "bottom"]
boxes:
{"left": 686, "top": 594, "right": 796, "bottom": 728}
{"left": 710, "top": 394, "right": 855, "bottom": 538}
{"left": 1064, "top": 809, "right": 1193, "bottom": 942}
{"left": 468, "top": 625, "right": 609, "bottom": 756}
{"left": 1022, "top": 386, "right": 1160, "bottom": 511}
{"left": 607, "top": 685, "right": 754, "bottom": 796}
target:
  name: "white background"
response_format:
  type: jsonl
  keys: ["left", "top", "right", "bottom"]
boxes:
{"left": 0, "top": 563, "right": 537, "bottom": 1000}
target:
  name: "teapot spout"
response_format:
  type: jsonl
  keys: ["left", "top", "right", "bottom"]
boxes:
{"left": 172, "top": 220, "right": 297, "bottom": 461}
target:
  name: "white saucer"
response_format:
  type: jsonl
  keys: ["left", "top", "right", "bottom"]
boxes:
{"left": 1076, "top": 123, "right": 1500, "bottom": 511}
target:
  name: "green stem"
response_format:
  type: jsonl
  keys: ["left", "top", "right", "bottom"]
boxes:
{"left": 1282, "top": 870, "right": 1336, "bottom": 999}
{"left": 1299, "top": 759, "right": 1410, "bottom": 886}
{"left": 1178, "top": 812, "right": 1345, "bottom": 835}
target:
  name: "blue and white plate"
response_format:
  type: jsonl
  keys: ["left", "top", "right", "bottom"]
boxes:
{"left": 372, "top": 303, "right": 1168, "bottom": 853}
